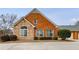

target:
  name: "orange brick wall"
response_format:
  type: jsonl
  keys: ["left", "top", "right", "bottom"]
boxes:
{"left": 25, "top": 13, "right": 59, "bottom": 37}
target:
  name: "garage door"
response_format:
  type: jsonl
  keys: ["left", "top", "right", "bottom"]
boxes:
{"left": 69, "top": 32, "right": 79, "bottom": 40}
{"left": 78, "top": 32, "right": 79, "bottom": 39}
{"left": 73, "top": 32, "right": 78, "bottom": 40}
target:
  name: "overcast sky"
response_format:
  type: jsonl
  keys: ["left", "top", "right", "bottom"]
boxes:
{"left": 0, "top": 8, "right": 79, "bottom": 25}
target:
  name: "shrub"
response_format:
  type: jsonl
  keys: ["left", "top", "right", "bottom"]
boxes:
{"left": 34, "top": 37, "right": 52, "bottom": 40}
{"left": 1, "top": 35, "right": 10, "bottom": 42}
{"left": 34, "top": 37, "right": 38, "bottom": 40}
{"left": 9, "top": 35, "right": 17, "bottom": 41}
{"left": 53, "top": 37, "right": 58, "bottom": 40}
{"left": 1, "top": 35, "right": 17, "bottom": 42}
{"left": 46, "top": 37, "right": 52, "bottom": 40}
{"left": 58, "top": 29, "right": 71, "bottom": 40}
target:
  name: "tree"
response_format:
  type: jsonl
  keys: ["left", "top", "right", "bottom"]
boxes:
{"left": 0, "top": 14, "right": 17, "bottom": 35}
{"left": 58, "top": 29, "right": 71, "bottom": 40}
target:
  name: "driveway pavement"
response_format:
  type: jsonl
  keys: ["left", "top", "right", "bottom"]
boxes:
{"left": 0, "top": 40, "right": 79, "bottom": 50}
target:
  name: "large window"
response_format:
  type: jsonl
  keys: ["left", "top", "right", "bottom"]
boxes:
{"left": 20, "top": 26, "right": 27, "bottom": 36}
{"left": 36, "top": 29, "right": 44, "bottom": 37}
{"left": 47, "top": 29, "right": 53, "bottom": 37}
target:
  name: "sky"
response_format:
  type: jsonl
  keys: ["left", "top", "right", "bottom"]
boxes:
{"left": 0, "top": 8, "right": 79, "bottom": 25}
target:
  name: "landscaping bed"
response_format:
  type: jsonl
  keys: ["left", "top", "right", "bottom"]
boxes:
{"left": 0, "top": 35, "right": 18, "bottom": 42}
{"left": 34, "top": 37, "right": 58, "bottom": 40}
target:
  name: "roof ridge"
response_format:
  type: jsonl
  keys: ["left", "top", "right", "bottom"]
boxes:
{"left": 30, "top": 8, "right": 41, "bottom": 13}
{"left": 13, "top": 17, "right": 35, "bottom": 27}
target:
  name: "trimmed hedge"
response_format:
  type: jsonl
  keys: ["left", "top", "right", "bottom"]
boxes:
{"left": 34, "top": 37, "right": 53, "bottom": 40}
{"left": 52, "top": 37, "right": 58, "bottom": 40}
{"left": 34, "top": 37, "right": 38, "bottom": 40}
{"left": 34, "top": 37, "right": 58, "bottom": 40}
{"left": 1, "top": 35, "right": 17, "bottom": 42}
{"left": 9, "top": 35, "right": 17, "bottom": 41}
{"left": 1, "top": 35, "right": 10, "bottom": 42}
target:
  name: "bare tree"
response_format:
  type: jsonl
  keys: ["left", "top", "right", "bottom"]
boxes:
{"left": 0, "top": 14, "right": 17, "bottom": 35}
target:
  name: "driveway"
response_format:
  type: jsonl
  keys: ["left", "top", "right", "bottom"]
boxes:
{"left": 0, "top": 40, "right": 79, "bottom": 50}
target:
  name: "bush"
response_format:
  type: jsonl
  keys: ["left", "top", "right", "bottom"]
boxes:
{"left": 45, "top": 37, "right": 52, "bottom": 40}
{"left": 34, "top": 37, "right": 52, "bottom": 40}
{"left": 39, "top": 37, "right": 43, "bottom": 40}
{"left": 34, "top": 37, "right": 38, "bottom": 40}
{"left": 1, "top": 35, "right": 17, "bottom": 42}
{"left": 34, "top": 37, "right": 41, "bottom": 40}
{"left": 1, "top": 35, "right": 10, "bottom": 42}
{"left": 9, "top": 35, "right": 17, "bottom": 41}
{"left": 53, "top": 37, "right": 58, "bottom": 40}
{"left": 58, "top": 29, "right": 71, "bottom": 40}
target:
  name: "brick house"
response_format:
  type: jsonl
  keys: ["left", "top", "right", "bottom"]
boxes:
{"left": 13, "top": 8, "right": 58, "bottom": 41}
{"left": 13, "top": 8, "right": 79, "bottom": 41}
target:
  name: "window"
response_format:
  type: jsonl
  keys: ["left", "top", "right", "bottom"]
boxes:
{"left": 20, "top": 26, "right": 27, "bottom": 36}
{"left": 36, "top": 29, "right": 44, "bottom": 37}
{"left": 34, "top": 20, "right": 37, "bottom": 26}
{"left": 47, "top": 29, "right": 53, "bottom": 37}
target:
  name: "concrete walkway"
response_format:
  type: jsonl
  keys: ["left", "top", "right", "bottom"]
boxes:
{"left": 0, "top": 40, "right": 79, "bottom": 50}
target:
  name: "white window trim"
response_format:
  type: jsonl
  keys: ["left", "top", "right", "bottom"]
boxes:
{"left": 52, "top": 30, "right": 54, "bottom": 37}
{"left": 36, "top": 29, "right": 44, "bottom": 37}
{"left": 47, "top": 29, "right": 54, "bottom": 37}
{"left": 20, "top": 27, "right": 28, "bottom": 37}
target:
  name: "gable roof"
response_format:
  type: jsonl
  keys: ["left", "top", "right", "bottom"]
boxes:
{"left": 30, "top": 8, "right": 41, "bottom": 13}
{"left": 13, "top": 17, "right": 35, "bottom": 27}
{"left": 24, "top": 8, "right": 58, "bottom": 28}
{"left": 59, "top": 25, "right": 79, "bottom": 31}
{"left": 13, "top": 8, "right": 58, "bottom": 28}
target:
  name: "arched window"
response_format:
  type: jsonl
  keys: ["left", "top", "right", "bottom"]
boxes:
{"left": 20, "top": 26, "right": 27, "bottom": 36}
{"left": 36, "top": 29, "right": 44, "bottom": 37}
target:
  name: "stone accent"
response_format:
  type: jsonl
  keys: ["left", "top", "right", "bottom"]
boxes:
{"left": 13, "top": 19, "right": 34, "bottom": 41}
